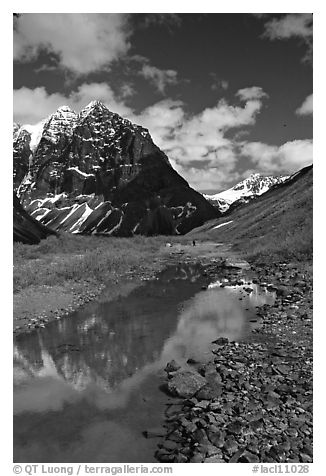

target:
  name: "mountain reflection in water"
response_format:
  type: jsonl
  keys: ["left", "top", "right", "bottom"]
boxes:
{"left": 13, "top": 264, "right": 275, "bottom": 462}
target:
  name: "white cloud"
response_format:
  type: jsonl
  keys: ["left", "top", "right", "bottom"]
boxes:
{"left": 263, "top": 14, "right": 313, "bottom": 40}
{"left": 119, "top": 83, "right": 135, "bottom": 99}
{"left": 169, "top": 159, "right": 241, "bottom": 192}
{"left": 262, "top": 14, "right": 313, "bottom": 62}
{"left": 161, "top": 91, "right": 267, "bottom": 166}
{"left": 236, "top": 86, "right": 268, "bottom": 101}
{"left": 140, "top": 64, "right": 179, "bottom": 93}
{"left": 130, "top": 99, "right": 185, "bottom": 147}
{"left": 296, "top": 94, "right": 313, "bottom": 116}
{"left": 14, "top": 13, "right": 130, "bottom": 75}
{"left": 131, "top": 88, "right": 268, "bottom": 190}
{"left": 240, "top": 139, "right": 313, "bottom": 174}
{"left": 13, "top": 83, "right": 133, "bottom": 125}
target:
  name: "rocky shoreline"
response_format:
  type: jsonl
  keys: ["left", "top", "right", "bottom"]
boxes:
{"left": 13, "top": 280, "right": 106, "bottom": 335}
{"left": 155, "top": 262, "right": 313, "bottom": 463}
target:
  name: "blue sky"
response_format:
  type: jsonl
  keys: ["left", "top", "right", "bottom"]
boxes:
{"left": 13, "top": 13, "right": 313, "bottom": 192}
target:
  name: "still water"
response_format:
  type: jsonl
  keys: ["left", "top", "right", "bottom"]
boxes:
{"left": 13, "top": 264, "right": 275, "bottom": 463}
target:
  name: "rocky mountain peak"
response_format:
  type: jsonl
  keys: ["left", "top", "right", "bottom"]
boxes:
{"left": 233, "top": 173, "right": 288, "bottom": 193}
{"left": 204, "top": 173, "right": 289, "bottom": 214}
{"left": 41, "top": 106, "right": 78, "bottom": 145}
{"left": 13, "top": 101, "right": 218, "bottom": 237}
{"left": 85, "top": 100, "right": 106, "bottom": 110}
{"left": 57, "top": 104, "right": 75, "bottom": 112}
{"left": 79, "top": 100, "right": 109, "bottom": 118}
{"left": 49, "top": 105, "right": 77, "bottom": 122}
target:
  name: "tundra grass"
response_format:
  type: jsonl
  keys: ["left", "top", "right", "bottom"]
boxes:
{"left": 13, "top": 233, "right": 168, "bottom": 293}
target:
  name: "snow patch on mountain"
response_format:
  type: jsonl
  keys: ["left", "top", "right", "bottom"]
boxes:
{"left": 67, "top": 167, "right": 95, "bottom": 178}
{"left": 213, "top": 220, "right": 233, "bottom": 230}
{"left": 204, "top": 173, "right": 289, "bottom": 213}
{"left": 23, "top": 121, "right": 46, "bottom": 152}
{"left": 70, "top": 204, "right": 94, "bottom": 233}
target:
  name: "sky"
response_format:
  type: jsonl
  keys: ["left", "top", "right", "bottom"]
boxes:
{"left": 13, "top": 13, "right": 313, "bottom": 193}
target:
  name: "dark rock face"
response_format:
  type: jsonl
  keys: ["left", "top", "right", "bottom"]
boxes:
{"left": 13, "top": 124, "right": 32, "bottom": 189}
{"left": 13, "top": 193, "right": 56, "bottom": 245}
{"left": 14, "top": 101, "right": 217, "bottom": 236}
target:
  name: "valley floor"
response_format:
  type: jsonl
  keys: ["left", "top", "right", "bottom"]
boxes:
{"left": 13, "top": 234, "right": 313, "bottom": 463}
{"left": 13, "top": 234, "right": 312, "bottom": 336}
{"left": 13, "top": 235, "right": 229, "bottom": 334}
{"left": 12, "top": 236, "right": 255, "bottom": 334}
{"left": 13, "top": 234, "right": 169, "bottom": 334}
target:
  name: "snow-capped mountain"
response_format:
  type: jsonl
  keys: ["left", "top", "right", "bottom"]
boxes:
{"left": 13, "top": 101, "right": 217, "bottom": 239}
{"left": 204, "top": 173, "right": 289, "bottom": 213}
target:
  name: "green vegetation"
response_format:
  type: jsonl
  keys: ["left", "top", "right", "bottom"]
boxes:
{"left": 13, "top": 233, "right": 168, "bottom": 293}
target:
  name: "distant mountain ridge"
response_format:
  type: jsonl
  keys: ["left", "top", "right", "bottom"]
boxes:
{"left": 13, "top": 101, "right": 217, "bottom": 238}
{"left": 204, "top": 173, "right": 289, "bottom": 213}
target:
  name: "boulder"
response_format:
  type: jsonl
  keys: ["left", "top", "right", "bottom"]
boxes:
{"left": 164, "top": 360, "right": 181, "bottom": 374}
{"left": 167, "top": 370, "right": 207, "bottom": 398}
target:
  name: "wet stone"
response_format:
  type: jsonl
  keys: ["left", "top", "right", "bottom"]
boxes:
{"left": 207, "top": 429, "right": 225, "bottom": 448}
{"left": 212, "top": 337, "right": 229, "bottom": 345}
{"left": 190, "top": 452, "right": 205, "bottom": 463}
{"left": 300, "top": 453, "right": 312, "bottom": 463}
{"left": 161, "top": 439, "right": 179, "bottom": 451}
{"left": 164, "top": 360, "right": 181, "bottom": 374}
{"left": 180, "top": 419, "right": 197, "bottom": 434}
{"left": 302, "top": 444, "right": 313, "bottom": 457}
{"left": 167, "top": 370, "right": 206, "bottom": 398}
{"left": 239, "top": 451, "right": 260, "bottom": 463}
{"left": 155, "top": 449, "right": 175, "bottom": 462}
{"left": 229, "top": 449, "right": 245, "bottom": 463}
{"left": 286, "top": 428, "right": 298, "bottom": 438}
{"left": 193, "top": 400, "right": 210, "bottom": 410}
{"left": 196, "top": 383, "right": 222, "bottom": 400}
{"left": 193, "top": 428, "right": 210, "bottom": 445}
{"left": 174, "top": 453, "right": 188, "bottom": 463}
{"left": 143, "top": 428, "right": 166, "bottom": 438}
{"left": 187, "top": 358, "right": 199, "bottom": 365}
{"left": 223, "top": 437, "right": 239, "bottom": 455}
{"left": 204, "top": 455, "right": 225, "bottom": 463}
{"left": 155, "top": 262, "right": 312, "bottom": 464}
{"left": 226, "top": 420, "right": 243, "bottom": 435}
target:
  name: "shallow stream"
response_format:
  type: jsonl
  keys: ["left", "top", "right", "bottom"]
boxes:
{"left": 13, "top": 263, "right": 275, "bottom": 462}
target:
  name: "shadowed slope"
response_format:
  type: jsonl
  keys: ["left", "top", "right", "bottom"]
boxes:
{"left": 14, "top": 193, "right": 57, "bottom": 245}
{"left": 188, "top": 165, "right": 313, "bottom": 262}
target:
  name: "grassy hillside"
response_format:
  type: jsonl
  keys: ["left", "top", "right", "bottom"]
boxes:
{"left": 188, "top": 165, "right": 313, "bottom": 264}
